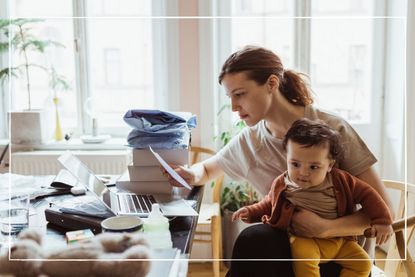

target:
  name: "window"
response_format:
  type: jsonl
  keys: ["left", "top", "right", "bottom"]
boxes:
{"left": 224, "top": 0, "right": 295, "bottom": 124}
{"left": 310, "top": 0, "right": 376, "bottom": 124}
{"left": 230, "top": 0, "right": 295, "bottom": 68}
{"left": 84, "top": 0, "right": 155, "bottom": 135}
{"left": 104, "top": 49, "right": 122, "bottom": 86}
{"left": 215, "top": 0, "right": 407, "bottom": 161}
{"left": 2, "top": 0, "right": 168, "bottom": 139}
{"left": 9, "top": 0, "right": 76, "bottom": 133}
{"left": 220, "top": 0, "right": 380, "bottom": 125}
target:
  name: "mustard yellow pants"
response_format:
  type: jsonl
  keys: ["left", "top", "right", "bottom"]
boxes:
{"left": 290, "top": 236, "right": 372, "bottom": 277}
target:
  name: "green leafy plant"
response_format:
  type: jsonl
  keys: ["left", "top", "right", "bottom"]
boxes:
{"left": 0, "top": 18, "right": 64, "bottom": 110}
{"left": 49, "top": 66, "right": 71, "bottom": 98}
{"left": 216, "top": 104, "right": 247, "bottom": 146}
{"left": 220, "top": 181, "right": 259, "bottom": 212}
{"left": 215, "top": 104, "right": 260, "bottom": 212}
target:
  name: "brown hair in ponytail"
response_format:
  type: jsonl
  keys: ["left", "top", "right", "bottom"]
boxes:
{"left": 218, "top": 46, "right": 313, "bottom": 106}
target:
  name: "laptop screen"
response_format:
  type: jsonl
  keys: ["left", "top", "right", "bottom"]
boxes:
{"left": 57, "top": 152, "right": 108, "bottom": 198}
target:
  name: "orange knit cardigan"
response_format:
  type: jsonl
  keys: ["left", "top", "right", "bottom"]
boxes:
{"left": 245, "top": 168, "right": 392, "bottom": 230}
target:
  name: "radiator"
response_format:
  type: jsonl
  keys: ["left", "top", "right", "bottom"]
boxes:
{"left": 11, "top": 150, "right": 131, "bottom": 175}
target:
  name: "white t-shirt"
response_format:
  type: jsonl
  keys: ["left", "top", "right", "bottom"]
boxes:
{"left": 217, "top": 105, "right": 377, "bottom": 197}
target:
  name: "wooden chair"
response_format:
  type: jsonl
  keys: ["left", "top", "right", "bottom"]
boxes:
{"left": 370, "top": 180, "right": 415, "bottom": 276}
{"left": 190, "top": 146, "right": 224, "bottom": 277}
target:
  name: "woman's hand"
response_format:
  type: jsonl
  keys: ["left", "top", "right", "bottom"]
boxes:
{"left": 161, "top": 165, "right": 196, "bottom": 187}
{"left": 232, "top": 207, "right": 249, "bottom": 222}
{"left": 372, "top": 224, "right": 393, "bottom": 245}
{"left": 162, "top": 157, "right": 223, "bottom": 188}
{"left": 290, "top": 209, "right": 330, "bottom": 238}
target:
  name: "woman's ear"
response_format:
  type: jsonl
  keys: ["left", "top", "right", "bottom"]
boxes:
{"left": 267, "top": 75, "right": 279, "bottom": 92}
{"left": 327, "top": 159, "right": 336, "bottom": 172}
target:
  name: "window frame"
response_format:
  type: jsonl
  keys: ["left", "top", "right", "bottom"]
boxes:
{"left": 214, "top": 0, "right": 387, "bottom": 154}
{"left": 1, "top": 0, "right": 178, "bottom": 140}
{"left": 72, "top": 0, "right": 178, "bottom": 137}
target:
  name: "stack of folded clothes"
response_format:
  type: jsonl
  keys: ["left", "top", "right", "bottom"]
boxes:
{"left": 123, "top": 109, "right": 196, "bottom": 149}
{"left": 118, "top": 109, "right": 196, "bottom": 194}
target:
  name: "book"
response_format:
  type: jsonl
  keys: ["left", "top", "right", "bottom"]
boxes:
{"left": 50, "top": 169, "right": 81, "bottom": 189}
{"left": 132, "top": 148, "right": 189, "bottom": 166}
{"left": 128, "top": 165, "right": 168, "bottom": 181}
{"left": 149, "top": 147, "right": 191, "bottom": 190}
{"left": 30, "top": 169, "right": 80, "bottom": 200}
{"left": 116, "top": 170, "right": 173, "bottom": 194}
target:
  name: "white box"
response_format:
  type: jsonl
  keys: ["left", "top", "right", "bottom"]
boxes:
{"left": 128, "top": 165, "right": 167, "bottom": 181}
{"left": 116, "top": 170, "right": 173, "bottom": 194}
{"left": 132, "top": 148, "right": 189, "bottom": 166}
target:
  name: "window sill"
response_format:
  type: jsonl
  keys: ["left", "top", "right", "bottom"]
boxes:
{"left": 10, "top": 138, "right": 129, "bottom": 151}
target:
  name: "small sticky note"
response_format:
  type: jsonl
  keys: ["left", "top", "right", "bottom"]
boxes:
{"left": 65, "top": 229, "right": 95, "bottom": 244}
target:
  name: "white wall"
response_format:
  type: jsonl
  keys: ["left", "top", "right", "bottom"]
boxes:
{"left": 178, "top": 0, "right": 202, "bottom": 147}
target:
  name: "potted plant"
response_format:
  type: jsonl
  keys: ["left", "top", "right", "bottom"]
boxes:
{"left": 220, "top": 181, "right": 259, "bottom": 264}
{"left": 215, "top": 105, "right": 260, "bottom": 264}
{"left": 0, "top": 18, "right": 64, "bottom": 144}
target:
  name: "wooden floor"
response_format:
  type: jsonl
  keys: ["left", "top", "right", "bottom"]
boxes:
{"left": 187, "top": 249, "right": 408, "bottom": 277}
{"left": 375, "top": 249, "right": 407, "bottom": 277}
{"left": 188, "top": 262, "right": 228, "bottom": 277}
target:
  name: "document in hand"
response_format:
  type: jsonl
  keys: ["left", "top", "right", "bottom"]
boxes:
{"left": 149, "top": 146, "right": 192, "bottom": 190}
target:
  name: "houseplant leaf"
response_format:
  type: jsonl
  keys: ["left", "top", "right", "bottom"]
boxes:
{"left": 0, "top": 42, "right": 9, "bottom": 53}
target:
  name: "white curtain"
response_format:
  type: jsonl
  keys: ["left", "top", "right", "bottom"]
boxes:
{"left": 407, "top": 0, "right": 415, "bottom": 184}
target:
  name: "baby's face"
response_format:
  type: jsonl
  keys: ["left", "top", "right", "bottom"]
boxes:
{"left": 286, "top": 141, "right": 335, "bottom": 188}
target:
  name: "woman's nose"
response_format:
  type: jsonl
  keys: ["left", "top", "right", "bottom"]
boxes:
{"left": 231, "top": 99, "right": 238, "bottom": 112}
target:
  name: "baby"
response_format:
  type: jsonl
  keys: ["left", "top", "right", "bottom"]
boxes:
{"left": 232, "top": 118, "right": 393, "bottom": 277}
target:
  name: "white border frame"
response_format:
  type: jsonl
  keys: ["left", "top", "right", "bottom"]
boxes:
{"left": 0, "top": 0, "right": 10, "bottom": 139}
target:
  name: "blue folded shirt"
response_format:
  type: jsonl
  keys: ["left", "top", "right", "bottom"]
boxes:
{"left": 123, "top": 109, "right": 197, "bottom": 149}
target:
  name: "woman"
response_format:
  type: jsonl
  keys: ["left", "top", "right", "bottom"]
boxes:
{"left": 168, "top": 46, "right": 393, "bottom": 276}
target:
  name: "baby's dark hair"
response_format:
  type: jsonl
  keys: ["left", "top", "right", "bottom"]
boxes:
{"left": 283, "top": 118, "right": 343, "bottom": 160}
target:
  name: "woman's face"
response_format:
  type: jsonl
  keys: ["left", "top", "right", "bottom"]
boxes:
{"left": 221, "top": 72, "right": 273, "bottom": 127}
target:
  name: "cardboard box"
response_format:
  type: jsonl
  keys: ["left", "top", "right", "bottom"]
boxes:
{"left": 116, "top": 170, "right": 173, "bottom": 194}
{"left": 132, "top": 148, "right": 189, "bottom": 166}
{"left": 128, "top": 165, "right": 167, "bottom": 181}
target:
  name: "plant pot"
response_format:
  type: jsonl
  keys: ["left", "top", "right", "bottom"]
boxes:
{"left": 222, "top": 209, "right": 252, "bottom": 268}
{"left": 9, "top": 110, "right": 49, "bottom": 145}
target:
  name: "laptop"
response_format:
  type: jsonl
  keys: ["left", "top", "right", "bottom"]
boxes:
{"left": 57, "top": 152, "right": 198, "bottom": 218}
{"left": 58, "top": 152, "right": 159, "bottom": 217}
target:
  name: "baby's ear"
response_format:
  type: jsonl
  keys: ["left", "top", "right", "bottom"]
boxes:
{"left": 327, "top": 160, "right": 336, "bottom": 172}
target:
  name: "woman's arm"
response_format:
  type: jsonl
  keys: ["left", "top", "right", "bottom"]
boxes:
{"left": 291, "top": 209, "right": 371, "bottom": 238}
{"left": 356, "top": 166, "right": 394, "bottom": 218}
{"left": 168, "top": 155, "right": 224, "bottom": 187}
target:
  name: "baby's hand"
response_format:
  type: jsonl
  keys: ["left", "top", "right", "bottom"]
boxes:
{"left": 232, "top": 207, "right": 249, "bottom": 222}
{"left": 373, "top": 224, "right": 393, "bottom": 245}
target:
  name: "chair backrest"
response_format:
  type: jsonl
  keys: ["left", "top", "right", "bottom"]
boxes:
{"left": 189, "top": 146, "right": 224, "bottom": 203}
{"left": 381, "top": 179, "right": 415, "bottom": 276}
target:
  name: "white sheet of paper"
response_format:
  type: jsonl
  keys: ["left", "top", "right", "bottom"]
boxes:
{"left": 149, "top": 146, "right": 192, "bottom": 190}
{"left": 159, "top": 199, "right": 198, "bottom": 216}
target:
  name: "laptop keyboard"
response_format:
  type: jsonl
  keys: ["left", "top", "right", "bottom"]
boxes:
{"left": 117, "top": 194, "right": 157, "bottom": 214}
